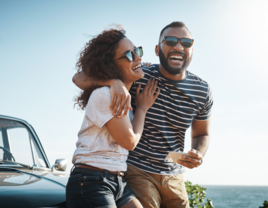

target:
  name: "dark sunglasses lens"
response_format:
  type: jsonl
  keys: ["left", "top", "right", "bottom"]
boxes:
{"left": 165, "top": 37, "right": 178, "bottom": 46}
{"left": 136, "top": 47, "right": 143, "bottom": 57}
{"left": 125, "top": 51, "right": 134, "bottom": 62}
{"left": 180, "top": 38, "right": 193, "bottom": 48}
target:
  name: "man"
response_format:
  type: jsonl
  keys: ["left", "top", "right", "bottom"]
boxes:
{"left": 73, "top": 21, "right": 213, "bottom": 208}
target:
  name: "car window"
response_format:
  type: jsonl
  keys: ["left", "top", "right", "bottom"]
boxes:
{"left": 31, "top": 137, "right": 47, "bottom": 167}
{"left": 0, "top": 118, "right": 48, "bottom": 168}
{"left": 7, "top": 127, "right": 33, "bottom": 165}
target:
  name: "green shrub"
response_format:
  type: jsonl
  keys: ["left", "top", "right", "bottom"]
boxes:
{"left": 185, "top": 181, "right": 214, "bottom": 208}
{"left": 260, "top": 200, "right": 268, "bottom": 208}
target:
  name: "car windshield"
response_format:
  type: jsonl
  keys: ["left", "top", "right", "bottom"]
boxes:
{"left": 0, "top": 118, "right": 47, "bottom": 169}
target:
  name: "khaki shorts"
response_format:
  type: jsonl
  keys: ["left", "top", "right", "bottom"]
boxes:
{"left": 125, "top": 164, "right": 189, "bottom": 208}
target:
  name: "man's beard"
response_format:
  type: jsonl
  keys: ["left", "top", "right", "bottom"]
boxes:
{"left": 159, "top": 47, "right": 192, "bottom": 75}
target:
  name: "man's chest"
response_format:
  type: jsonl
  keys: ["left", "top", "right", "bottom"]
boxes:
{"left": 131, "top": 83, "right": 200, "bottom": 131}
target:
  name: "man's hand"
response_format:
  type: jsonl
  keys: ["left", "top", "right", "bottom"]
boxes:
{"left": 110, "top": 79, "right": 132, "bottom": 118}
{"left": 177, "top": 149, "right": 203, "bottom": 169}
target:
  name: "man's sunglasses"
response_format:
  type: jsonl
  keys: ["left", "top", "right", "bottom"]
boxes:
{"left": 159, "top": 36, "right": 194, "bottom": 48}
{"left": 118, "top": 46, "right": 143, "bottom": 62}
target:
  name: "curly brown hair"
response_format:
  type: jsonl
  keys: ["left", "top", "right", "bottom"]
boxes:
{"left": 74, "top": 27, "right": 126, "bottom": 110}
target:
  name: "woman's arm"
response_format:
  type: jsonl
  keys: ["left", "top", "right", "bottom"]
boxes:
{"left": 105, "top": 79, "right": 160, "bottom": 150}
{"left": 73, "top": 71, "right": 131, "bottom": 117}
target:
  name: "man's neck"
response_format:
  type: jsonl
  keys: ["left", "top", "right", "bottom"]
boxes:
{"left": 159, "top": 64, "right": 186, "bottom": 81}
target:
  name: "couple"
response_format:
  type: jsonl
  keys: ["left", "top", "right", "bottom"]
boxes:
{"left": 66, "top": 22, "right": 213, "bottom": 208}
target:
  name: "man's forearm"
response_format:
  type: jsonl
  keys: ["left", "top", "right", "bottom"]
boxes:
{"left": 191, "top": 135, "right": 210, "bottom": 157}
{"left": 72, "top": 71, "right": 114, "bottom": 90}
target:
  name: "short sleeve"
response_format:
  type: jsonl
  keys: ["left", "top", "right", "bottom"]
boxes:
{"left": 195, "top": 84, "right": 213, "bottom": 120}
{"left": 85, "top": 87, "right": 114, "bottom": 128}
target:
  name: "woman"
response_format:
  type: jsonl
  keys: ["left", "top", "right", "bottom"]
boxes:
{"left": 66, "top": 27, "right": 160, "bottom": 208}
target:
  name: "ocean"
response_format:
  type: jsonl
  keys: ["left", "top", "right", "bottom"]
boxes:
{"left": 203, "top": 185, "right": 268, "bottom": 208}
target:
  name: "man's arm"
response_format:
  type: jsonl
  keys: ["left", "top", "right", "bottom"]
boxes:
{"left": 72, "top": 71, "right": 131, "bottom": 117}
{"left": 177, "top": 118, "right": 211, "bottom": 169}
{"left": 191, "top": 118, "right": 211, "bottom": 157}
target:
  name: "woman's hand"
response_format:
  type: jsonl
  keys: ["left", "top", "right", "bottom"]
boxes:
{"left": 106, "top": 78, "right": 160, "bottom": 151}
{"left": 135, "top": 78, "right": 161, "bottom": 112}
{"left": 109, "top": 79, "right": 132, "bottom": 118}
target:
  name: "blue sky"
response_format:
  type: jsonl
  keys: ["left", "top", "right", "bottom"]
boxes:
{"left": 1, "top": 0, "right": 268, "bottom": 185}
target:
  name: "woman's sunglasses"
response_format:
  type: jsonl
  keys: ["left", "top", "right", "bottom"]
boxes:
{"left": 159, "top": 36, "right": 194, "bottom": 48}
{"left": 118, "top": 46, "right": 143, "bottom": 62}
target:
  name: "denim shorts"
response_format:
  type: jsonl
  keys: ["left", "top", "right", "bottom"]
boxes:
{"left": 66, "top": 167, "right": 136, "bottom": 208}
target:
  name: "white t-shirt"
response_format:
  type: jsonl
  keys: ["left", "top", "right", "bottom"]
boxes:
{"left": 72, "top": 87, "right": 129, "bottom": 171}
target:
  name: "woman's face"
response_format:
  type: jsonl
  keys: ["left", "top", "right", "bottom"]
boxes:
{"left": 114, "top": 38, "right": 144, "bottom": 83}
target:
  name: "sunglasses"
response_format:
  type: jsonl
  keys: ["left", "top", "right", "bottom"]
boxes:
{"left": 118, "top": 46, "right": 143, "bottom": 62}
{"left": 160, "top": 36, "right": 194, "bottom": 48}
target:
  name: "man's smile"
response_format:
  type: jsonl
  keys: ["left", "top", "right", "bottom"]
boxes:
{"left": 168, "top": 52, "right": 186, "bottom": 66}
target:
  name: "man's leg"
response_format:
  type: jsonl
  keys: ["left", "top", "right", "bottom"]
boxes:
{"left": 125, "top": 164, "right": 161, "bottom": 208}
{"left": 160, "top": 174, "right": 190, "bottom": 208}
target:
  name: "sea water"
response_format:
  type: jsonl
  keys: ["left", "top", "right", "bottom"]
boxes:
{"left": 203, "top": 185, "right": 268, "bottom": 208}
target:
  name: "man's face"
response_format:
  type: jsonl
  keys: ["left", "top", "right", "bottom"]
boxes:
{"left": 157, "top": 27, "right": 193, "bottom": 75}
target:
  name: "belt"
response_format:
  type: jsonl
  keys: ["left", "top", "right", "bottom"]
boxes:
{"left": 75, "top": 164, "right": 125, "bottom": 176}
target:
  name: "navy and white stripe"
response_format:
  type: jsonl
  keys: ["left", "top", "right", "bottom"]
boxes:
{"left": 127, "top": 64, "right": 213, "bottom": 175}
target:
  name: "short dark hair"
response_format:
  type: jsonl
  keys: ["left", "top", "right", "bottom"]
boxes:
{"left": 159, "top": 21, "right": 191, "bottom": 42}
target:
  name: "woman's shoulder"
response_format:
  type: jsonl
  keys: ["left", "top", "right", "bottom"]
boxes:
{"left": 84, "top": 86, "right": 113, "bottom": 128}
{"left": 89, "top": 86, "right": 111, "bottom": 103}
{"left": 92, "top": 86, "right": 111, "bottom": 95}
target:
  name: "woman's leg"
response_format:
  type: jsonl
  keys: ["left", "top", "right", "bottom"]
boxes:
{"left": 116, "top": 174, "right": 143, "bottom": 208}
{"left": 66, "top": 168, "right": 117, "bottom": 208}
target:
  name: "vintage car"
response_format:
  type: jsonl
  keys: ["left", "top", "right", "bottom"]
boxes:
{"left": 0, "top": 114, "right": 69, "bottom": 208}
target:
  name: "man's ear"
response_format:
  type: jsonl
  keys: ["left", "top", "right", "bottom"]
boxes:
{"left": 155, "top": 45, "right": 159, "bottom": 56}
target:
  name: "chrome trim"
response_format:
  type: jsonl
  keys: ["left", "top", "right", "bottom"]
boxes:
{"left": 51, "top": 159, "right": 67, "bottom": 172}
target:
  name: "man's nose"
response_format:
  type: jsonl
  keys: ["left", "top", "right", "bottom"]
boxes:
{"left": 173, "top": 41, "right": 184, "bottom": 51}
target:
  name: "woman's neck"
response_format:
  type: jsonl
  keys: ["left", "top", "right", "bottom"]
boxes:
{"left": 124, "top": 81, "right": 133, "bottom": 91}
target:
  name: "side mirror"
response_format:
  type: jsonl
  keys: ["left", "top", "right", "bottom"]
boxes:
{"left": 51, "top": 159, "right": 67, "bottom": 172}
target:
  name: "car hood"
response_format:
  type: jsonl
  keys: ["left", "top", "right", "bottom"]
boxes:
{"left": 0, "top": 167, "right": 69, "bottom": 207}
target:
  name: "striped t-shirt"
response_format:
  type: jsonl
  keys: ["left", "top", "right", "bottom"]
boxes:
{"left": 127, "top": 64, "right": 213, "bottom": 175}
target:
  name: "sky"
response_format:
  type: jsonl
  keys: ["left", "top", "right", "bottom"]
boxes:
{"left": 0, "top": 0, "right": 268, "bottom": 186}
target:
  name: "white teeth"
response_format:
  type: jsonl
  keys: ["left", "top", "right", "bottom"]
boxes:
{"left": 170, "top": 55, "right": 183, "bottom": 60}
{"left": 132, "top": 64, "right": 141, "bottom": 70}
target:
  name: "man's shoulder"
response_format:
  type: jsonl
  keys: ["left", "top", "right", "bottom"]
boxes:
{"left": 141, "top": 64, "right": 159, "bottom": 78}
{"left": 186, "top": 71, "right": 210, "bottom": 88}
{"left": 186, "top": 71, "right": 213, "bottom": 101}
